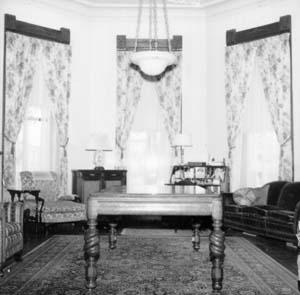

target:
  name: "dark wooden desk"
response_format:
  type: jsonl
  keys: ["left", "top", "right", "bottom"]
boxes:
{"left": 84, "top": 193, "right": 225, "bottom": 292}
{"left": 72, "top": 169, "right": 127, "bottom": 203}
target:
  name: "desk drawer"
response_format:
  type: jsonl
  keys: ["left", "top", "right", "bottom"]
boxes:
{"left": 105, "top": 170, "right": 126, "bottom": 181}
{"left": 80, "top": 171, "right": 103, "bottom": 180}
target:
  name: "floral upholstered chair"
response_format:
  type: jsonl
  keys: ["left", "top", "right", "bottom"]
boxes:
{"left": 20, "top": 171, "right": 86, "bottom": 235}
{"left": 0, "top": 201, "right": 24, "bottom": 275}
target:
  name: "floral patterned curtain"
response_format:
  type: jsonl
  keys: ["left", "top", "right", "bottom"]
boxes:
{"left": 115, "top": 51, "right": 143, "bottom": 167}
{"left": 4, "top": 32, "right": 71, "bottom": 194}
{"left": 225, "top": 32, "right": 293, "bottom": 188}
{"left": 257, "top": 33, "right": 292, "bottom": 181}
{"left": 155, "top": 51, "right": 182, "bottom": 145}
{"left": 4, "top": 32, "right": 40, "bottom": 187}
{"left": 225, "top": 42, "right": 256, "bottom": 186}
{"left": 42, "top": 41, "right": 72, "bottom": 195}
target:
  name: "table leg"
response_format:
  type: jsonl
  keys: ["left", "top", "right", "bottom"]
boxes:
{"left": 192, "top": 223, "right": 201, "bottom": 251}
{"left": 109, "top": 223, "right": 117, "bottom": 249}
{"left": 84, "top": 218, "right": 100, "bottom": 290}
{"left": 209, "top": 217, "right": 225, "bottom": 292}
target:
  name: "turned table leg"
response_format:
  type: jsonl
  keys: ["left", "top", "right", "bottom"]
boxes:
{"left": 109, "top": 223, "right": 117, "bottom": 249}
{"left": 84, "top": 218, "right": 100, "bottom": 290}
{"left": 209, "top": 217, "right": 225, "bottom": 292}
{"left": 192, "top": 223, "right": 201, "bottom": 251}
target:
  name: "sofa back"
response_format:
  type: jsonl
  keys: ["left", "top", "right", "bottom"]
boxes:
{"left": 277, "top": 182, "right": 300, "bottom": 211}
{"left": 266, "top": 181, "right": 290, "bottom": 206}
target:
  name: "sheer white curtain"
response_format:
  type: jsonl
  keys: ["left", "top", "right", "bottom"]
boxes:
{"left": 235, "top": 59, "right": 279, "bottom": 189}
{"left": 125, "top": 80, "right": 172, "bottom": 193}
{"left": 15, "top": 57, "right": 59, "bottom": 187}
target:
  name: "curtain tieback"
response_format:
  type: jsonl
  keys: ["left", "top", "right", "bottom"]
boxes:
{"left": 4, "top": 134, "right": 16, "bottom": 155}
{"left": 228, "top": 144, "right": 236, "bottom": 153}
{"left": 280, "top": 136, "right": 291, "bottom": 147}
{"left": 60, "top": 137, "right": 69, "bottom": 157}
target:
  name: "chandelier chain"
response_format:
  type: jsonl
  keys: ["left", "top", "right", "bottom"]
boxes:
{"left": 153, "top": 0, "right": 158, "bottom": 50}
{"left": 163, "top": 0, "right": 172, "bottom": 51}
{"left": 149, "top": 0, "right": 153, "bottom": 50}
{"left": 134, "top": 0, "right": 143, "bottom": 52}
{"left": 134, "top": 0, "right": 173, "bottom": 53}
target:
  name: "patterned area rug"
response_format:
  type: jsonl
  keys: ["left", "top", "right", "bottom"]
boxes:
{"left": 0, "top": 235, "right": 298, "bottom": 295}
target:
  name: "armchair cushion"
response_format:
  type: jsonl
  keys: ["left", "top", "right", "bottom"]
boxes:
{"left": 42, "top": 201, "right": 85, "bottom": 213}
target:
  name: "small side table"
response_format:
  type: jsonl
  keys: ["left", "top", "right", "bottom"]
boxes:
{"left": 7, "top": 188, "right": 42, "bottom": 235}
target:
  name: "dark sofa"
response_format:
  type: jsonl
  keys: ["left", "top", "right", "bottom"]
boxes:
{"left": 223, "top": 181, "right": 300, "bottom": 243}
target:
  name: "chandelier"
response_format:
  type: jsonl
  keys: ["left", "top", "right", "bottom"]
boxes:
{"left": 130, "top": 0, "right": 177, "bottom": 76}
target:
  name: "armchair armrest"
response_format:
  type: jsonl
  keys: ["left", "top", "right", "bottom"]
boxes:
{"left": 222, "top": 192, "right": 235, "bottom": 206}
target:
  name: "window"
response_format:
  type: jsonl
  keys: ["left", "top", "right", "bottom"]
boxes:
{"left": 15, "top": 63, "right": 58, "bottom": 186}
{"left": 236, "top": 59, "right": 279, "bottom": 189}
{"left": 125, "top": 80, "right": 173, "bottom": 193}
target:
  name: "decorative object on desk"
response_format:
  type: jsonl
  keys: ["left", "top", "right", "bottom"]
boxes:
{"left": 85, "top": 133, "right": 112, "bottom": 169}
{"left": 169, "top": 163, "right": 229, "bottom": 194}
{"left": 130, "top": 0, "right": 177, "bottom": 76}
{"left": 172, "top": 133, "right": 192, "bottom": 165}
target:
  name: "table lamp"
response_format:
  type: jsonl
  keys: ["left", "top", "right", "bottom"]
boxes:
{"left": 172, "top": 133, "right": 192, "bottom": 165}
{"left": 85, "top": 133, "right": 112, "bottom": 169}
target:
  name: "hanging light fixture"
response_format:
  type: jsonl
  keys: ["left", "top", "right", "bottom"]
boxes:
{"left": 130, "top": 0, "right": 177, "bottom": 76}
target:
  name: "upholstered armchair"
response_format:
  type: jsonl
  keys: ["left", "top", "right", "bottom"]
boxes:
{"left": 20, "top": 171, "right": 86, "bottom": 235}
{"left": 0, "top": 201, "right": 24, "bottom": 275}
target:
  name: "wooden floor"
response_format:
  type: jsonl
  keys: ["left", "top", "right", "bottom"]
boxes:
{"left": 22, "top": 219, "right": 299, "bottom": 276}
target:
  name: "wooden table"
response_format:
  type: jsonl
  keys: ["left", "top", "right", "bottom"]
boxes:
{"left": 84, "top": 193, "right": 225, "bottom": 292}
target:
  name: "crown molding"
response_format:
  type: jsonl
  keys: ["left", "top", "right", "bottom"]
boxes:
{"left": 205, "top": 0, "right": 288, "bottom": 17}
{"left": 26, "top": 0, "right": 208, "bottom": 18}
{"left": 28, "top": 0, "right": 228, "bottom": 11}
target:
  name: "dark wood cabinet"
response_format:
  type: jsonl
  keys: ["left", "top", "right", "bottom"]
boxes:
{"left": 72, "top": 169, "right": 127, "bottom": 204}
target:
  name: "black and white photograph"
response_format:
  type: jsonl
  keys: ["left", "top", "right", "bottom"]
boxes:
{"left": 0, "top": 0, "right": 299, "bottom": 294}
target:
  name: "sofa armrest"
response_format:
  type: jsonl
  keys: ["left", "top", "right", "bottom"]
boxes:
{"left": 2, "top": 202, "right": 24, "bottom": 230}
{"left": 294, "top": 200, "right": 300, "bottom": 234}
{"left": 222, "top": 193, "right": 235, "bottom": 206}
{"left": 0, "top": 204, "right": 4, "bottom": 263}
{"left": 0, "top": 204, "right": 4, "bottom": 228}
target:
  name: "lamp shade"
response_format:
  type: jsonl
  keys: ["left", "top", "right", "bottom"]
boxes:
{"left": 172, "top": 133, "right": 192, "bottom": 147}
{"left": 86, "top": 133, "right": 112, "bottom": 151}
{"left": 130, "top": 50, "right": 177, "bottom": 76}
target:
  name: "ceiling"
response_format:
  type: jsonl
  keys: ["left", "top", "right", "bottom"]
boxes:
{"left": 66, "top": 0, "right": 229, "bottom": 8}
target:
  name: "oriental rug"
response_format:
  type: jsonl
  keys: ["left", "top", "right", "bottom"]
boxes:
{"left": 0, "top": 235, "right": 298, "bottom": 295}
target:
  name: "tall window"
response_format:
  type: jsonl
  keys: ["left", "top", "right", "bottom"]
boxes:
{"left": 237, "top": 59, "right": 279, "bottom": 188}
{"left": 15, "top": 63, "right": 58, "bottom": 186}
{"left": 125, "top": 80, "right": 173, "bottom": 193}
